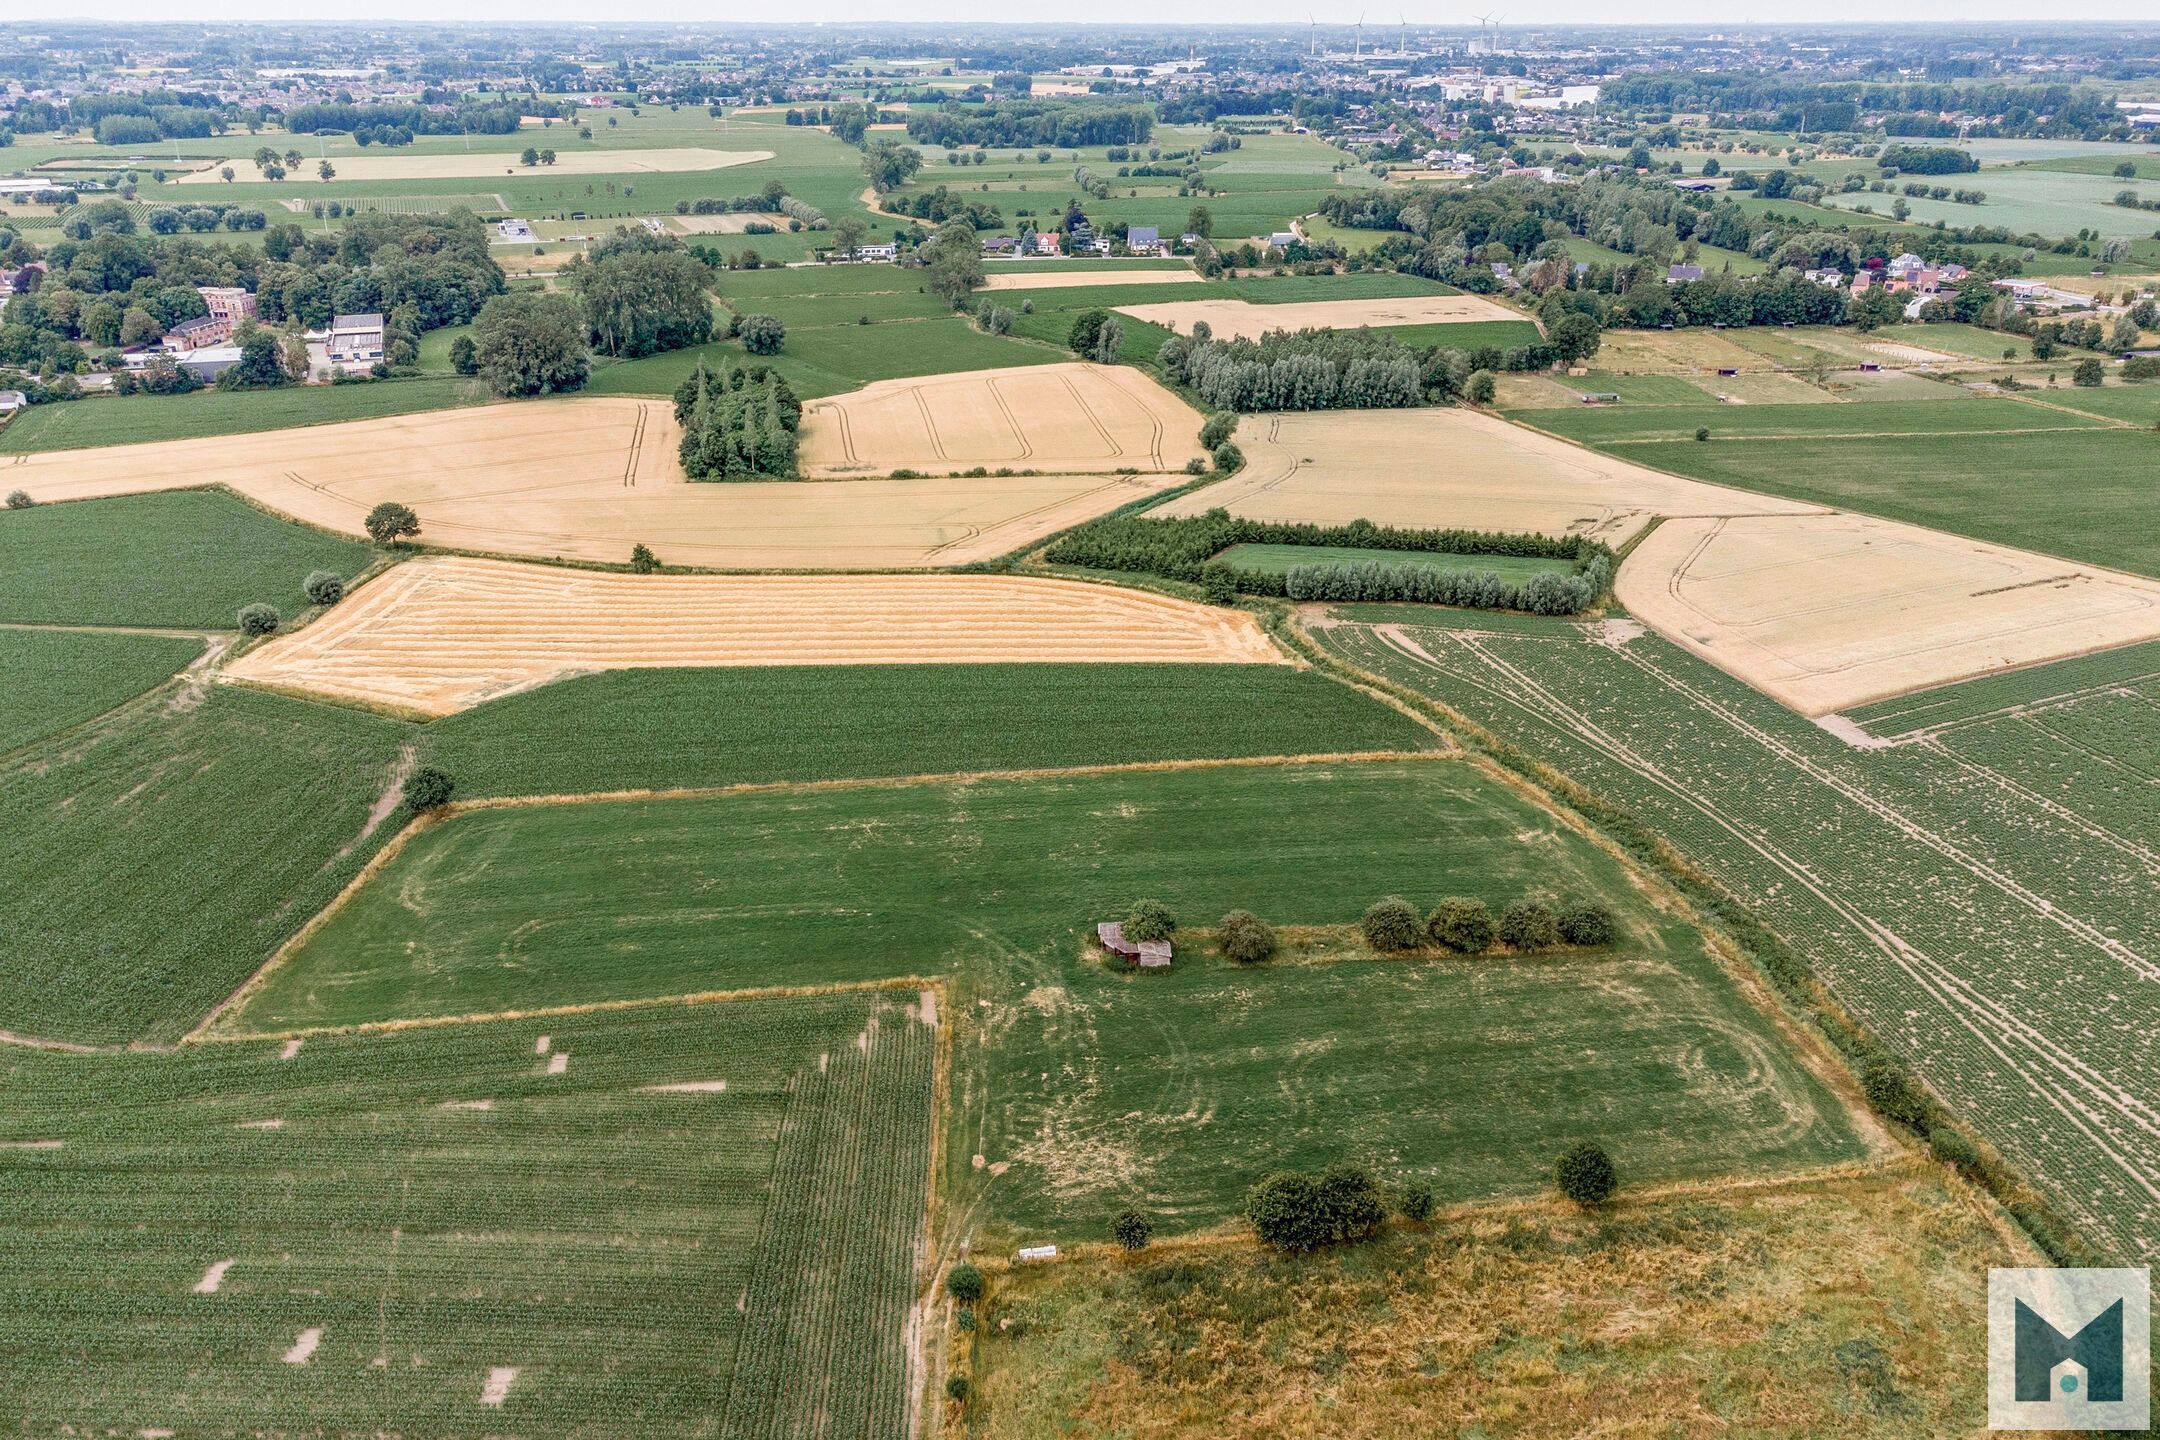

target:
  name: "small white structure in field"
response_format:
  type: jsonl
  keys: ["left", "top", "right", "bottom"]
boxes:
{"left": 1016, "top": 1244, "right": 1059, "bottom": 1264}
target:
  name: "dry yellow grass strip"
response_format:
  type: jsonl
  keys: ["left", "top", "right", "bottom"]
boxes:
{"left": 223, "top": 555, "right": 1286, "bottom": 714}
{"left": 2, "top": 396, "right": 1190, "bottom": 569}
{"left": 1113, "top": 293, "right": 1524, "bottom": 340}
{"left": 177, "top": 146, "right": 773, "bottom": 184}
{"left": 796, "top": 362, "right": 1205, "bottom": 478}
{"left": 976, "top": 268, "right": 1196, "bottom": 291}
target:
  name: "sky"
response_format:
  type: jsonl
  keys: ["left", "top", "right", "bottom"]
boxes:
{"left": 44, "top": 1, "right": 2160, "bottom": 25}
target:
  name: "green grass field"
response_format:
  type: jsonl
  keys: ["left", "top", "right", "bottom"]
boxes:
{"left": 0, "top": 991, "right": 931, "bottom": 1439}
{"left": 234, "top": 757, "right": 1860, "bottom": 1236}
{"left": 0, "top": 377, "right": 491, "bottom": 454}
{"left": 0, "top": 627, "right": 202, "bottom": 754}
{"left": 423, "top": 663, "right": 1438, "bottom": 798}
{"left": 0, "top": 686, "right": 412, "bottom": 1044}
{"left": 1214, "top": 543, "right": 1574, "bottom": 580}
{"left": 0, "top": 491, "right": 374, "bottom": 628}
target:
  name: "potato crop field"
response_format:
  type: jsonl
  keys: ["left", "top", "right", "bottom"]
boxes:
{"left": 227, "top": 757, "right": 1861, "bottom": 1237}
{"left": 0, "top": 992, "right": 933, "bottom": 1440}
{"left": 1317, "top": 610, "right": 2160, "bottom": 1260}
{"left": 0, "top": 628, "right": 202, "bottom": 753}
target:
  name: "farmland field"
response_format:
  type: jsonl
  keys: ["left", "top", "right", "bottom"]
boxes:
{"left": 229, "top": 757, "right": 1862, "bottom": 1237}
{"left": 1315, "top": 611, "right": 2160, "bottom": 1259}
{"left": 0, "top": 376, "right": 491, "bottom": 454}
{"left": 227, "top": 558, "right": 1283, "bottom": 715}
{"left": 0, "top": 992, "right": 933, "bottom": 1439}
{"left": 969, "top": 1170, "right": 2013, "bottom": 1438}
{"left": 422, "top": 663, "right": 1439, "bottom": 797}
{"left": 0, "top": 685, "right": 412, "bottom": 1045}
{"left": 0, "top": 627, "right": 203, "bottom": 753}
{"left": 0, "top": 490, "right": 374, "bottom": 629}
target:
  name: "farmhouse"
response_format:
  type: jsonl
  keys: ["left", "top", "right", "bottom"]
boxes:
{"left": 327, "top": 313, "right": 386, "bottom": 366}
{"left": 1666, "top": 264, "right": 1705, "bottom": 284}
{"left": 1125, "top": 225, "right": 1162, "bottom": 255}
{"left": 0, "top": 388, "right": 27, "bottom": 413}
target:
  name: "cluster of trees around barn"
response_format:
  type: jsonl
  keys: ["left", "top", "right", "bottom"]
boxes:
{"left": 1158, "top": 326, "right": 1423, "bottom": 412}
{"left": 1045, "top": 510, "right": 1613, "bottom": 616}
{"left": 672, "top": 359, "right": 803, "bottom": 480}
{"left": 903, "top": 100, "right": 1154, "bottom": 150}
{"left": 883, "top": 186, "right": 1005, "bottom": 229}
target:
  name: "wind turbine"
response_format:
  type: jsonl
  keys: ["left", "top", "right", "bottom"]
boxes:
{"left": 1398, "top": 11, "right": 1409, "bottom": 56}
{"left": 1308, "top": 10, "right": 1319, "bottom": 58}
{"left": 1355, "top": 9, "right": 1366, "bottom": 62}
{"left": 1473, "top": 11, "right": 1493, "bottom": 54}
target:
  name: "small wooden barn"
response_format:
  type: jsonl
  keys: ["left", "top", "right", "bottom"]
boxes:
{"left": 1096, "top": 922, "right": 1172, "bottom": 969}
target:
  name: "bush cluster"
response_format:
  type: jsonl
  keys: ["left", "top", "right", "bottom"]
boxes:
{"left": 1159, "top": 326, "right": 1423, "bottom": 412}
{"left": 1246, "top": 1163, "right": 1388, "bottom": 1252}
{"left": 1362, "top": 894, "right": 1616, "bottom": 955}
{"left": 673, "top": 359, "right": 802, "bottom": 480}
{"left": 1284, "top": 553, "right": 1612, "bottom": 615}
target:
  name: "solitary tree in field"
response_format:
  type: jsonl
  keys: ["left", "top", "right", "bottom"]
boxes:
{"left": 540, "top": 148, "right": 557, "bottom": 166}
{"left": 1217, "top": 910, "right": 1276, "bottom": 964}
{"left": 521, "top": 146, "right": 541, "bottom": 167}
{"left": 1111, "top": 1210, "right": 1154, "bottom": 1251}
{"left": 403, "top": 767, "right": 455, "bottom": 813}
{"left": 1555, "top": 1141, "right": 1617, "bottom": 1207}
{"left": 737, "top": 313, "right": 786, "bottom": 356}
{"left": 220, "top": 166, "right": 235, "bottom": 183}
{"left": 317, "top": 160, "right": 335, "bottom": 182}
{"left": 236, "top": 602, "right": 281, "bottom": 635}
{"left": 364, "top": 501, "right": 421, "bottom": 545}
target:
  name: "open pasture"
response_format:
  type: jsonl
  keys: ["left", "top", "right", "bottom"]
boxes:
{"left": 1154, "top": 408, "right": 1821, "bottom": 544}
{"left": 175, "top": 145, "right": 775, "bottom": 184}
{"left": 6, "top": 398, "right": 1181, "bottom": 570}
{"left": 0, "top": 490, "right": 372, "bottom": 629}
{"left": 228, "top": 757, "right": 1860, "bottom": 1235}
{"left": 0, "top": 685, "right": 411, "bottom": 1045}
{"left": 225, "top": 556, "right": 1283, "bottom": 715}
{"left": 1615, "top": 511, "right": 2160, "bottom": 716}
{"left": 1318, "top": 613, "right": 2160, "bottom": 1259}
{"left": 978, "top": 266, "right": 1197, "bottom": 291}
{"left": 797, "top": 362, "right": 1204, "bottom": 476}
{"left": 1113, "top": 293, "right": 1524, "bottom": 341}
{"left": 0, "top": 628, "right": 203, "bottom": 754}
{"left": 0, "top": 992, "right": 932, "bottom": 1440}
{"left": 0, "top": 378, "right": 488, "bottom": 456}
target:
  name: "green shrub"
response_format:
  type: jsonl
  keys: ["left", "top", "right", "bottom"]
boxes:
{"left": 945, "top": 1375, "right": 971, "bottom": 1402}
{"left": 2071, "top": 357, "right": 2104, "bottom": 387}
{"left": 1184, "top": 456, "right": 1207, "bottom": 476}
{"left": 1498, "top": 899, "right": 1560, "bottom": 951}
{"left": 1124, "top": 898, "right": 1176, "bottom": 943}
{"left": 1067, "top": 307, "right": 1112, "bottom": 355}
{"left": 945, "top": 1262, "right": 985, "bottom": 1303}
{"left": 1465, "top": 368, "right": 1496, "bottom": 404}
{"left": 738, "top": 313, "right": 786, "bottom": 355}
{"left": 363, "top": 501, "right": 420, "bottom": 545}
{"left": 1929, "top": 1129, "right": 1983, "bottom": 1174}
{"left": 302, "top": 570, "right": 344, "bottom": 606}
{"left": 1111, "top": 1209, "right": 1154, "bottom": 1251}
{"left": 629, "top": 543, "right": 660, "bottom": 574}
{"left": 1426, "top": 896, "right": 1494, "bottom": 953}
{"left": 1211, "top": 440, "right": 1243, "bottom": 472}
{"left": 1398, "top": 1178, "right": 1435, "bottom": 1222}
{"left": 448, "top": 334, "right": 478, "bottom": 375}
{"left": 1695, "top": 426, "right": 1710, "bottom": 441}
{"left": 1217, "top": 909, "right": 1277, "bottom": 964}
{"left": 1557, "top": 900, "right": 1616, "bottom": 947}
{"left": 1199, "top": 411, "right": 1238, "bottom": 450}
{"left": 1246, "top": 1163, "right": 1386, "bottom": 1252}
{"left": 402, "top": 766, "right": 455, "bottom": 813}
{"left": 5, "top": 489, "right": 34, "bottom": 509}
{"left": 1361, "top": 896, "right": 1423, "bottom": 952}
{"left": 1859, "top": 1060, "right": 1934, "bottom": 1131}
{"left": 236, "top": 602, "right": 281, "bottom": 635}
{"left": 1555, "top": 1141, "right": 1617, "bottom": 1206}
{"left": 1200, "top": 563, "right": 1238, "bottom": 605}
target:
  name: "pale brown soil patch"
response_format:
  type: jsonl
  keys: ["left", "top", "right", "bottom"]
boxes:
{"left": 224, "top": 555, "right": 1283, "bottom": 714}
{"left": 282, "top": 1328, "right": 322, "bottom": 1364}
{"left": 480, "top": 1367, "right": 518, "bottom": 1407}
{"left": 1114, "top": 293, "right": 1523, "bottom": 340}
{"left": 278, "top": 1038, "right": 303, "bottom": 1060}
{"left": 11, "top": 397, "right": 1183, "bottom": 570}
{"left": 977, "top": 268, "right": 1195, "bottom": 291}
{"left": 643, "top": 1080, "right": 729, "bottom": 1093}
{"left": 797, "top": 363, "right": 1205, "bottom": 477}
{"left": 178, "top": 147, "right": 772, "bottom": 185}
{"left": 1616, "top": 512, "right": 2160, "bottom": 716}
{"left": 192, "top": 1260, "right": 235, "bottom": 1294}
{"left": 1155, "top": 409, "right": 1818, "bottom": 544}
{"left": 546, "top": 1053, "right": 569, "bottom": 1075}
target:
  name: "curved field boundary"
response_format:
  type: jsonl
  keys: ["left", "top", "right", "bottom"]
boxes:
{"left": 223, "top": 556, "right": 1287, "bottom": 715}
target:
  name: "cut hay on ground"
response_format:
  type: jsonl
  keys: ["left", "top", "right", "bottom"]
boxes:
{"left": 1114, "top": 293, "right": 1523, "bottom": 340}
{"left": 797, "top": 363, "right": 1205, "bottom": 478}
{"left": 666, "top": 212, "right": 777, "bottom": 234}
{"left": 3, "top": 398, "right": 1187, "bottom": 569}
{"left": 177, "top": 147, "right": 773, "bottom": 184}
{"left": 977, "top": 268, "right": 1196, "bottom": 291}
{"left": 224, "top": 556, "right": 1285, "bottom": 714}
{"left": 1616, "top": 512, "right": 2160, "bottom": 716}
{"left": 1155, "top": 410, "right": 1819, "bottom": 544}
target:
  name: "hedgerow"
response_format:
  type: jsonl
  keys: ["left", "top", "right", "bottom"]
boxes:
{"left": 1044, "top": 509, "right": 1613, "bottom": 614}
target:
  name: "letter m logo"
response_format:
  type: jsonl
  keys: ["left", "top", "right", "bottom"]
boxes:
{"left": 2017, "top": 1298, "right": 2126, "bottom": 1402}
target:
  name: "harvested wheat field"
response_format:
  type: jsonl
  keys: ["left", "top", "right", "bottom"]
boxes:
{"left": 4, "top": 398, "right": 1184, "bottom": 569}
{"left": 225, "top": 556, "right": 1284, "bottom": 713}
{"left": 1156, "top": 409, "right": 1819, "bottom": 544}
{"left": 977, "top": 267, "right": 1196, "bottom": 291}
{"left": 178, "top": 146, "right": 773, "bottom": 184}
{"left": 1617, "top": 511, "right": 2160, "bottom": 715}
{"left": 796, "top": 363, "right": 1205, "bottom": 477}
{"left": 1113, "top": 294, "right": 1523, "bottom": 340}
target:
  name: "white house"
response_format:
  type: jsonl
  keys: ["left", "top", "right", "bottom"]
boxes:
{"left": 327, "top": 313, "right": 386, "bottom": 366}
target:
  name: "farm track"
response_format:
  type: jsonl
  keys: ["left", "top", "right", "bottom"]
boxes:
{"left": 1341, "top": 620, "right": 2160, "bottom": 1257}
